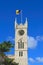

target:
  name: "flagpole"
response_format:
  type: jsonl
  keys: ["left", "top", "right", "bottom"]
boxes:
{"left": 21, "top": 10, "right": 22, "bottom": 23}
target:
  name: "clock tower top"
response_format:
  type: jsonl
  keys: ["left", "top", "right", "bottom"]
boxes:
{"left": 15, "top": 18, "right": 28, "bottom": 29}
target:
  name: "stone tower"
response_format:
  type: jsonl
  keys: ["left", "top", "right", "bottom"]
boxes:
{"left": 15, "top": 18, "right": 28, "bottom": 65}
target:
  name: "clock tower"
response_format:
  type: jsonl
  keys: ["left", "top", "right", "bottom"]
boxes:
{"left": 15, "top": 18, "right": 28, "bottom": 65}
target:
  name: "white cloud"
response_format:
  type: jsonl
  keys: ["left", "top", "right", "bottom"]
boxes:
{"left": 28, "top": 36, "right": 43, "bottom": 49}
{"left": 29, "top": 58, "right": 35, "bottom": 63}
{"left": 6, "top": 36, "right": 14, "bottom": 41}
{"left": 36, "top": 57, "right": 43, "bottom": 62}
{"left": 36, "top": 36, "right": 43, "bottom": 41}
{"left": 29, "top": 57, "right": 43, "bottom": 63}
{"left": 28, "top": 36, "right": 37, "bottom": 49}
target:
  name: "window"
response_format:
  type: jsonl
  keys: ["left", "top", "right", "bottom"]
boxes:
{"left": 19, "top": 51, "right": 23, "bottom": 56}
{"left": 18, "top": 40, "right": 24, "bottom": 49}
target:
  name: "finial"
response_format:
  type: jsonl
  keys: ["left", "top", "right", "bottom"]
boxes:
{"left": 24, "top": 17, "right": 28, "bottom": 26}
{"left": 25, "top": 17, "right": 28, "bottom": 24}
{"left": 15, "top": 18, "right": 18, "bottom": 28}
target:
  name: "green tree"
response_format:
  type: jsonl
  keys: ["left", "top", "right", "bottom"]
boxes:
{"left": 0, "top": 41, "right": 18, "bottom": 65}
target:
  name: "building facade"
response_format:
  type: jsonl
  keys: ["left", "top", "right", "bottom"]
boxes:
{"left": 15, "top": 18, "right": 28, "bottom": 65}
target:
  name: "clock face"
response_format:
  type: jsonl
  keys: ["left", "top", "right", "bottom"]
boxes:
{"left": 18, "top": 30, "right": 24, "bottom": 36}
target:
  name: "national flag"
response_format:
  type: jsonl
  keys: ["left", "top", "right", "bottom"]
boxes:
{"left": 16, "top": 10, "right": 21, "bottom": 15}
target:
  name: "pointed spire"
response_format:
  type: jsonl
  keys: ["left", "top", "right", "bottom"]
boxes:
{"left": 15, "top": 18, "right": 18, "bottom": 28}
{"left": 24, "top": 18, "right": 28, "bottom": 27}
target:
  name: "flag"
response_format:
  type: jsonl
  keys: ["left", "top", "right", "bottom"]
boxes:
{"left": 16, "top": 10, "right": 21, "bottom": 15}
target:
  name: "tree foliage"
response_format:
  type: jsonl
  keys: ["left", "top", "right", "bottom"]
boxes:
{"left": 0, "top": 41, "right": 18, "bottom": 65}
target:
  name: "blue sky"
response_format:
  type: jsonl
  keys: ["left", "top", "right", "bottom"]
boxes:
{"left": 0, "top": 0, "right": 43, "bottom": 65}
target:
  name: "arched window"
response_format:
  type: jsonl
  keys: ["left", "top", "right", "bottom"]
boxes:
{"left": 18, "top": 40, "right": 24, "bottom": 49}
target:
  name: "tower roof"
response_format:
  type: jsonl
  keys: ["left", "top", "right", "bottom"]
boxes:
{"left": 15, "top": 18, "right": 28, "bottom": 29}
